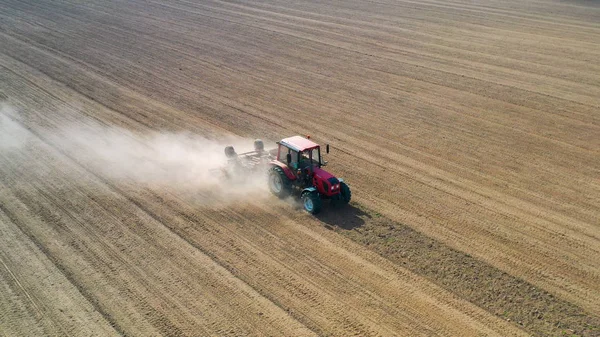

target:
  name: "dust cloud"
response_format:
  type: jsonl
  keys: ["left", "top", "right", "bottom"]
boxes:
{"left": 0, "top": 104, "right": 272, "bottom": 203}
{"left": 0, "top": 105, "right": 30, "bottom": 152}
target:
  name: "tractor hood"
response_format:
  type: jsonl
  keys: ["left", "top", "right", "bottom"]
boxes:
{"left": 312, "top": 167, "right": 341, "bottom": 196}
{"left": 313, "top": 167, "right": 337, "bottom": 182}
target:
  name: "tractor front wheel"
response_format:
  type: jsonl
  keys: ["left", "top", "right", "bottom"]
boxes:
{"left": 340, "top": 182, "right": 351, "bottom": 204}
{"left": 302, "top": 191, "right": 322, "bottom": 214}
{"left": 268, "top": 166, "right": 292, "bottom": 198}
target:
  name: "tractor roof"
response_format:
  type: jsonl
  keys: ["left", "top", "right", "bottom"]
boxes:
{"left": 279, "top": 136, "right": 319, "bottom": 152}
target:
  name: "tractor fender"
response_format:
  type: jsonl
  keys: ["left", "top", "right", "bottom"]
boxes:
{"left": 301, "top": 187, "right": 318, "bottom": 195}
{"left": 269, "top": 161, "right": 296, "bottom": 180}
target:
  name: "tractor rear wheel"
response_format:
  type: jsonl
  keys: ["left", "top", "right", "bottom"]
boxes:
{"left": 340, "top": 182, "right": 351, "bottom": 204}
{"left": 302, "top": 191, "right": 322, "bottom": 214}
{"left": 268, "top": 166, "right": 292, "bottom": 198}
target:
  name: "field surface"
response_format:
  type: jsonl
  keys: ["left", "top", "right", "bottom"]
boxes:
{"left": 0, "top": 0, "right": 599, "bottom": 336}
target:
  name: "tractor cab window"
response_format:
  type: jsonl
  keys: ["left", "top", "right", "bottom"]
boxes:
{"left": 290, "top": 150, "right": 299, "bottom": 166}
{"left": 277, "top": 145, "right": 285, "bottom": 162}
{"left": 312, "top": 148, "right": 321, "bottom": 165}
{"left": 279, "top": 145, "right": 299, "bottom": 167}
{"left": 299, "top": 148, "right": 321, "bottom": 167}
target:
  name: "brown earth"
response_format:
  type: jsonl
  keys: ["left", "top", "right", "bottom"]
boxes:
{"left": 0, "top": 0, "right": 599, "bottom": 336}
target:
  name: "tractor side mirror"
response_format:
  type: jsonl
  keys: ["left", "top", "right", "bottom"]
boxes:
{"left": 326, "top": 144, "right": 330, "bottom": 154}
{"left": 286, "top": 153, "right": 292, "bottom": 165}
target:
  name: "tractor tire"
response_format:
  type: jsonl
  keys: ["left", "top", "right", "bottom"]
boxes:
{"left": 302, "top": 191, "right": 322, "bottom": 214}
{"left": 340, "top": 182, "right": 351, "bottom": 204}
{"left": 268, "top": 166, "right": 292, "bottom": 198}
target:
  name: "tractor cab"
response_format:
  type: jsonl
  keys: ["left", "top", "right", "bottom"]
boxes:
{"left": 276, "top": 136, "right": 328, "bottom": 172}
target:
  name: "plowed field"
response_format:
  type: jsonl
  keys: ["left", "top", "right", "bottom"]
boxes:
{"left": 0, "top": 0, "right": 599, "bottom": 336}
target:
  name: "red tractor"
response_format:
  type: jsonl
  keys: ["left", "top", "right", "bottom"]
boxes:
{"left": 223, "top": 136, "right": 351, "bottom": 214}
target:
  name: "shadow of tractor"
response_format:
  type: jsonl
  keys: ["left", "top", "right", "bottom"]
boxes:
{"left": 315, "top": 202, "right": 369, "bottom": 230}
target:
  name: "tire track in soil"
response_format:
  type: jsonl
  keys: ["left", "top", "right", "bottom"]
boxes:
{"left": 0, "top": 205, "right": 121, "bottom": 337}
{"left": 325, "top": 205, "right": 600, "bottom": 337}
